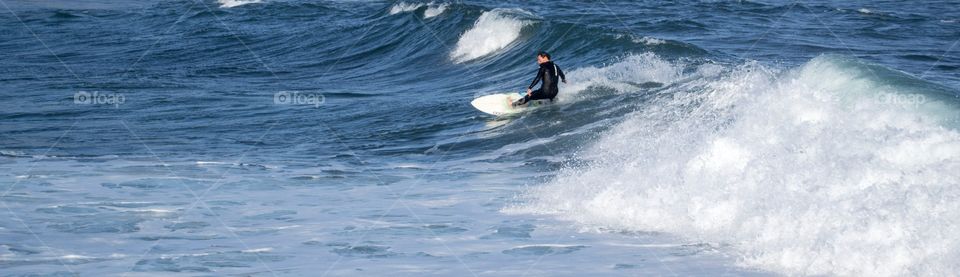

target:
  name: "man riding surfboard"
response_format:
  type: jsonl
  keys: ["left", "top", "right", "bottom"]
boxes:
{"left": 513, "top": 51, "right": 567, "bottom": 106}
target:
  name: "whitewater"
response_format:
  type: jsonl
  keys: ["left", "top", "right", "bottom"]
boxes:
{"left": 510, "top": 54, "right": 960, "bottom": 276}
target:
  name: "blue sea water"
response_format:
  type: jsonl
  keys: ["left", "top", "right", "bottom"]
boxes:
{"left": 1, "top": 0, "right": 959, "bottom": 276}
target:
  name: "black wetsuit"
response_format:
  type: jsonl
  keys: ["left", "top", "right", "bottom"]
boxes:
{"left": 517, "top": 61, "right": 566, "bottom": 105}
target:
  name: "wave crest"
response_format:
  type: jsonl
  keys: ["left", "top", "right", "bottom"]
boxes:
{"left": 389, "top": 2, "right": 447, "bottom": 18}
{"left": 512, "top": 55, "right": 960, "bottom": 276}
{"left": 218, "top": 0, "right": 261, "bottom": 8}
{"left": 450, "top": 9, "right": 534, "bottom": 63}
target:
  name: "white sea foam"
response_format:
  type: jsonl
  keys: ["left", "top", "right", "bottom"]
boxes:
{"left": 218, "top": 0, "right": 261, "bottom": 8}
{"left": 389, "top": 2, "right": 446, "bottom": 17}
{"left": 634, "top": 36, "right": 666, "bottom": 45}
{"left": 389, "top": 2, "right": 424, "bottom": 15}
{"left": 241, "top": 247, "right": 273, "bottom": 253}
{"left": 450, "top": 9, "right": 533, "bottom": 63}
{"left": 613, "top": 34, "right": 667, "bottom": 46}
{"left": 511, "top": 54, "right": 960, "bottom": 276}
{"left": 558, "top": 53, "right": 684, "bottom": 101}
{"left": 424, "top": 3, "right": 448, "bottom": 19}
{"left": 0, "top": 150, "right": 27, "bottom": 157}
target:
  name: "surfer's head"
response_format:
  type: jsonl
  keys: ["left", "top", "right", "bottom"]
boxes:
{"left": 536, "top": 51, "right": 550, "bottom": 64}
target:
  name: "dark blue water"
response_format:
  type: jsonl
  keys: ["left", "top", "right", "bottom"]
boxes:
{"left": 2, "top": 0, "right": 959, "bottom": 276}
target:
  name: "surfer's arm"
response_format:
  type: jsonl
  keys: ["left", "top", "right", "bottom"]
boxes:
{"left": 528, "top": 67, "right": 544, "bottom": 89}
{"left": 558, "top": 66, "right": 567, "bottom": 83}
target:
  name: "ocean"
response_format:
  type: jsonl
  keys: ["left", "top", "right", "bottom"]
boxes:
{"left": 1, "top": 0, "right": 959, "bottom": 276}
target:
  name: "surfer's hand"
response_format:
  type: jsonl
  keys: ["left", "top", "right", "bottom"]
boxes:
{"left": 526, "top": 88, "right": 532, "bottom": 95}
{"left": 563, "top": 79, "right": 567, "bottom": 84}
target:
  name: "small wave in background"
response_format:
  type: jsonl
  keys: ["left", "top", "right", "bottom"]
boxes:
{"left": 450, "top": 8, "right": 536, "bottom": 63}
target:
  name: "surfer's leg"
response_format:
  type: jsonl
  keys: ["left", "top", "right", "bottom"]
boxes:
{"left": 512, "top": 95, "right": 528, "bottom": 106}
{"left": 513, "top": 89, "right": 544, "bottom": 106}
{"left": 528, "top": 88, "right": 549, "bottom": 100}
{"left": 546, "top": 89, "right": 559, "bottom": 100}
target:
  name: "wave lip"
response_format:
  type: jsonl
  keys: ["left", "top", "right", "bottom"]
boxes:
{"left": 450, "top": 8, "right": 534, "bottom": 63}
{"left": 424, "top": 3, "right": 448, "bottom": 18}
{"left": 389, "top": 2, "right": 448, "bottom": 18}
{"left": 219, "top": 0, "right": 261, "bottom": 8}
{"left": 559, "top": 53, "right": 685, "bottom": 101}
{"left": 512, "top": 54, "right": 960, "bottom": 276}
{"left": 389, "top": 2, "right": 424, "bottom": 15}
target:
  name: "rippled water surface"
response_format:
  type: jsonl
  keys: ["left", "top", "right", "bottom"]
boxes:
{"left": 1, "top": 0, "right": 959, "bottom": 276}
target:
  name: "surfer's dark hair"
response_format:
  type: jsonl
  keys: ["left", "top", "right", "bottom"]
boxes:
{"left": 537, "top": 51, "right": 550, "bottom": 59}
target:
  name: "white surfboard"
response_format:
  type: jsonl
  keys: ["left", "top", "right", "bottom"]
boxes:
{"left": 470, "top": 93, "right": 553, "bottom": 116}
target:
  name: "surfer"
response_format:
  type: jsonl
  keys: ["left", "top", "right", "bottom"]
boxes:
{"left": 513, "top": 51, "right": 566, "bottom": 106}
